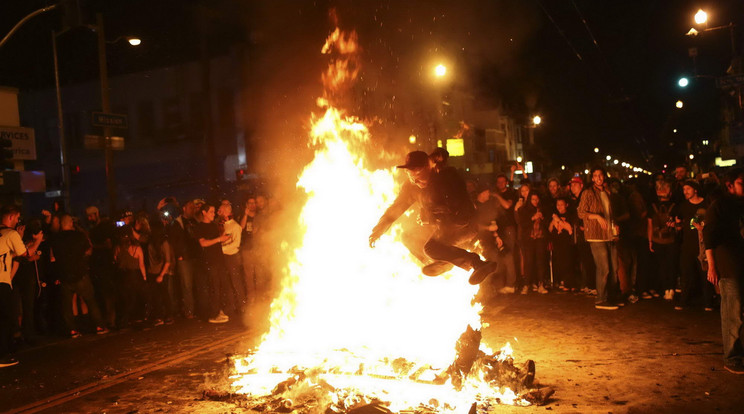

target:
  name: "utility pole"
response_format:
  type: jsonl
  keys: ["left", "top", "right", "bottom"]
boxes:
{"left": 52, "top": 31, "right": 71, "bottom": 213}
{"left": 96, "top": 12, "right": 117, "bottom": 216}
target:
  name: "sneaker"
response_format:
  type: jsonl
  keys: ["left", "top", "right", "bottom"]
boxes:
{"left": 615, "top": 300, "right": 626, "bottom": 307}
{"left": 0, "top": 357, "right": 19, "bottom": 368}
{"left": 422, "top": 261, "right": 454, "bottom": 277}
{"left": 520, "top": 286, "right": 529, "bottom": 295}
{"left": 208, "top": 315, "right": 228, "bottom": 324}
{"left": 537, "top": 285, "right": 549, "bottom": 294}
{"left": 704, "top": 307, "right": 714, "bottom": 312}
{"left": 587, "top": 289, "right": 597, "bottom": 296}
{"left": 498, "top": 286, "right": 515, "bottom": 294}
{"left": 96, "top": 327, "right": 109, "bottom": 335}
{"left": 595, "top": 302, "right": 619, "bottom": 310}
{"left": 468, "top": 261, "right": 499, "bottom": 285}
{"left": 650, "top": 290, "right": 660, "bottom": 298}
{"left": 664, "top": 290, "right": 674, "bottom": 301}
{"left": 70, "top": 330, "right": 82, "bottom": 338}
{"left": 628, "top": 294, "right": 639, "bottom": 304}
{"left": 724, "top": 361, "right": 744, "bottom": 375}
{"left": 640, "top": 291, "right": 653, "bottom": 299}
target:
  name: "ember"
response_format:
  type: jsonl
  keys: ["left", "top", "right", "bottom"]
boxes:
{"left": 226, "top": 17, "right": 551, "bottom": 413}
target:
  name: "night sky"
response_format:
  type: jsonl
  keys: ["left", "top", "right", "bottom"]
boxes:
{"left": 1, "top": 0, "right": 742, "bottom": 171}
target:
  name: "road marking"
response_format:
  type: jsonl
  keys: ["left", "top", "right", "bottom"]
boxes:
{"left": 5, "top": 331, "right": 247, "bottom": 414}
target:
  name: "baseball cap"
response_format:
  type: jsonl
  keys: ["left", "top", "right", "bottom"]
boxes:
{"left": 396, "top": 151, "right": 430, "bottom": 170}
{"left": 570, "top": 176, "right": 583, "bottom": 185}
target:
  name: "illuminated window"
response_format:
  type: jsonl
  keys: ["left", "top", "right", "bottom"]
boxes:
{"left": 446, "top": 138, "right": 464, "bottom": 157}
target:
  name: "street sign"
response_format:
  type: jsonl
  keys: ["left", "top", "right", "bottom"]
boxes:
{"left": 91, "top": 112, "right": 128, "bottom": 129}
{"left": 84, "top": 135, "right": 125, "bottom": 150}
{"left": 0, "top": 125, "right": 36, "bottom": 160}
{"left": 717, "top": 74, "right": 744, "bottom": 89}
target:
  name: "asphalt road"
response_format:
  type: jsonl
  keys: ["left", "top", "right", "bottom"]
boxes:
{"left": 1, "top": 292, "right": 743, "bottom": 413}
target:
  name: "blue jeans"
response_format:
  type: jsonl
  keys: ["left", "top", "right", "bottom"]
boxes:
{"left": 589, "top": 241, "right": 618, "bottom": 303}
{"left": 719, "top": 278, "right": 744, "bottom": 365}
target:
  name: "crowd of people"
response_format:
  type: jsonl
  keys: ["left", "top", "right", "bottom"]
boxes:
{"left": 472, "top": 164, "right": 722, "bottom": 310}
{"left": 0, "top": 194, "right": 276, "bottom": 368}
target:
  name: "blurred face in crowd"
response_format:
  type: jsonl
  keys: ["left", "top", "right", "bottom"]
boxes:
{"left": 86, "top": 210, "right": 99, "bottom": 224}
{"left": 4, "top": 212, "right": 20, "bottom": 229}
{"left": 246, "top": 198, "right": 257, "bottom": 214}
{"left": 202, "top": 206, "right": 215, "bottom": 223}
{"left": 556, "top": 199, "right": 567, "bottom": 214}
{"left": 476, "top": 189, "right": 490, "bottom": 204}
{"left": 217, "top": 204, "right": 232, "bottom": 220}
{"left": 50, "top": 215, "right": 60, "bottom": 232}
{"left": 123, "top": 215, "right": 134, "bottom": 226}
{"left": 182, "top": 201, "right": 196, "bottom": 219}
{"left": 656, "top": 185, "right": 671, "bottom": 201}
{"left": 495, "top": 176, "right": 508, "bottom": 192}
{"left": 675, "top": 167, "right": 687, "bottom": 181}
{"left": 519, "top": 184, "right": 530, "bottom": 199}
{"left": 591, "top": 170, "right": 605, "bottom": 189}
{"left": 548, "top": 180, "right": 560, "bottom": 197}
{"left": 465, "top": 180, "right": 477, "bottom": 194}
{"left": 530, "top": 194, "right": 540, "bottom": 208}
{"left": 256, "top": 196, "right": 267, "bottom": 211}
{"left": 683, "top": 184, "right": 697, "bottom": 200}
{"left": 406, "top": 167, "right": 432, "bottom": 189}
{"left": 570, "top": 181, "right": 583, "bottom": 197}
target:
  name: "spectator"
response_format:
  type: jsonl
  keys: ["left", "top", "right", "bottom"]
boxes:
{"left": 626, "top": 179, "right": 651, "bottom": 299}
{"left": 50, "top": 214, "right": 108, "bottom": 337}
{"left": 549, "top": 198, "right": 576, "bottom": 291}
{"left": 85, "top": 206, "right": 118, "bottom": 329}
{"left": 492, "top": 173, "right": 518, "bottom": 293}
{"left": 0, "top": 206, "right": 43, "bottom": 368}
{"left": 146, "top": 222, "right": 174, "bottom": 325}
{"left": 169, "top": 200, "right": 199, "bottom": 319}
{"left": 674, "top": 180, "right": 712, "bottom": 311}
{"left": 12, "top": 218, "right": 45, "bottom": 343}
{"left": 217, "top": 202, "right": 246, "bottom": 314}
{"left": 115, "top": 234, "right": 146, "bottom": 327}
{"left": 473, "top": 183, "right": 508, "bottom": 299}
{"left": 577, "top": 167, "right": 620, "bottom": 310}
{"left": 194, "top": 204, "right": 232, "bottom": 323}
{"left": 703, "top": 169, "right": 744, "bottom": 374}
{"left": 569, "top": 176, "right": 596, "bottom": 293}
{"left": 648, "top": 179, "right": 678, "bottom": 302}
{"left": 518, "top": 192, "right": 549, "bottom": 294}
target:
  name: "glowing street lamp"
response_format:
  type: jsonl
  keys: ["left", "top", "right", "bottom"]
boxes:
{"left": 678, "top": 77, "right": 689, "bottom": 87}
{"left": 594, "top": 147, "right": 599, "bottom": 153}
{"left": 694, "top": 9, "right": 708, "bottom": 25}
{"left": 408, "top": 135, "right": 416, "bottom": 144}
{"left": 532, "top": 115, "right": 542, "bottom": 126}
{"left": 605, "top": 155, "right": 612, "bottom": 161}
{"left": 676, "top": 100, "right": 684, "bottom": 109}
{"left": 127, "top": 37, "right": 141, "bottom": 46}
{"left": 434, "top": 64, "right": 447, "bottom": 78}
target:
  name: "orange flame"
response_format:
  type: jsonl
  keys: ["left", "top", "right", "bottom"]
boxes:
{"left": 231, "top": 25, "right": 528, "bottom": 411}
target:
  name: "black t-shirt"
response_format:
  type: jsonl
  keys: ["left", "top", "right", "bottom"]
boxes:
{"left": 193, "top": 222, "right": 223, "bottom": 265}
{"left": 240, "top": 214, "right": 255, "bottom": 250}
{"left": 495, "top": 188, "right": 518, "bottom": 228}
{"left": 675, "top": 199, "right": 708, "bottom": 246}
{"left": 51, "top": 230, "right": 90, "bottom": 283}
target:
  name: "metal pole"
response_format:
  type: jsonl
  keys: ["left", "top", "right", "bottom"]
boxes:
{"left": 52, "top": 31, "right": 71, "bottom": 213}
{"left": 96, "top": 13, "right": 117, "bottom": 216}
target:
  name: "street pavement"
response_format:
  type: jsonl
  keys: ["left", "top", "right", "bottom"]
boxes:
{"left": 1, "top": 292, "right": 743, "bottom": 413}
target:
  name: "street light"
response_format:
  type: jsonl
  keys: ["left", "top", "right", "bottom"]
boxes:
{"left": 694, "top": 9, "right": 708, "bottom": 25}
{"left": 434, "top": 64, "right": 447, "bottom": 78}
{"left": 678, "top": 77, "right": 689, "bottom": 87}
{"left": 532, "top": 115, "right": 542, "bottom": 126}
{"left": 594, "top": 147, "right": 599, "bottom": 153}
{"left": 676, "top": 100, "right": 684, "bottom": 109}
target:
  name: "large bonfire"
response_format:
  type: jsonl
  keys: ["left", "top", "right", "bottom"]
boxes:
{"left": 228, "top": 22, "right": 544, "bottom": 413}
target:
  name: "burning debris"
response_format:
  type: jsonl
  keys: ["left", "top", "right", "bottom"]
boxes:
{"left": 211, "top": 17, "right": 553, "bottom": 414}
{"left": 208, "top": 325, "right": 552, "bottom": 413}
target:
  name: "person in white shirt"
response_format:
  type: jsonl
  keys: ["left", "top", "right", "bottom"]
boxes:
{"left": 0, "top": 205, "right": 42, "bottom": 368}
{"left": 218, "top": 202, "right": 246, "bottom": 314}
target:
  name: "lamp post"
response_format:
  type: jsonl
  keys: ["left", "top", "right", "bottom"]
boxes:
{"left": 52, "top": 30, "right": 71, "bottom": 212}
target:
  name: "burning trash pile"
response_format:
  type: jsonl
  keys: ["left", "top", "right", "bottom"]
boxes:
{"left": 209, "top": 18, "right": 554, "bottom": 413}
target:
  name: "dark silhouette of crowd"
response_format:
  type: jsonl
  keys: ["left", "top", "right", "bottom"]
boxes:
{"left": 0, "top": 194, "right": 276, "bottom": 368}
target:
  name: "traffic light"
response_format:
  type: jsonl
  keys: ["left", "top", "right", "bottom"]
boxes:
{"left": 0, "top": 138, "right": 14, "bottom": 170}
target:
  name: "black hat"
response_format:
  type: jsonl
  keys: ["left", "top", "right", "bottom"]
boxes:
{"left": 396, "top": 151, "right": 430, "bottom": 170}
